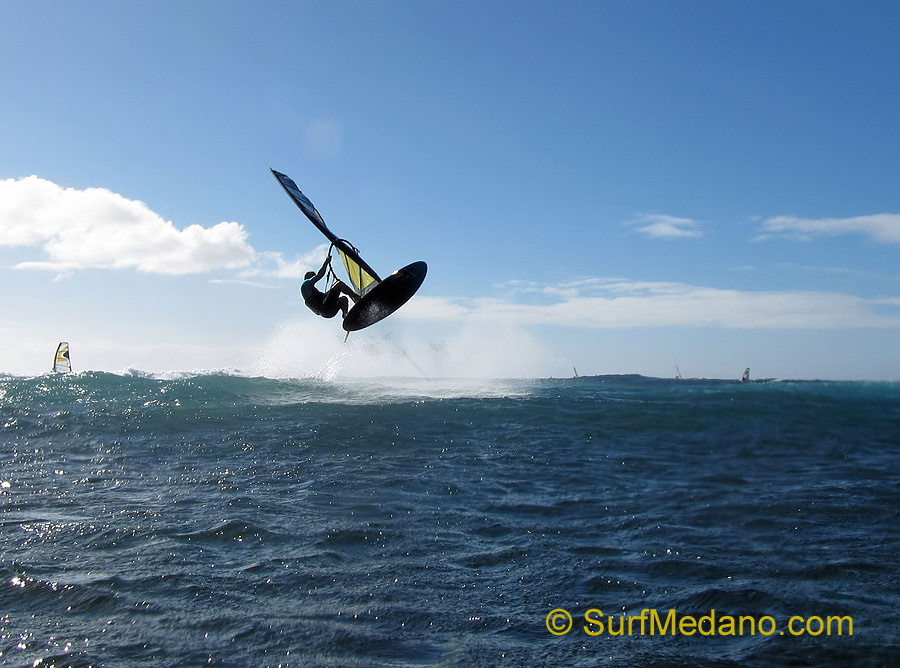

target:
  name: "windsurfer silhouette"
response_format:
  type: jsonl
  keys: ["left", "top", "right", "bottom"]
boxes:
{"left": 301, "top": 256, "right": 359, "bottom": 319}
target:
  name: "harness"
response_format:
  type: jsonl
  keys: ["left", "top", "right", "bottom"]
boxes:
{"left": 317, "top": 242, "right": 358, "bottom": 342}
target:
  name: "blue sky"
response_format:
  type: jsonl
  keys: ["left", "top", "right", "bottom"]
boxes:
{"left": 2, "top": 1, "right": 900, "bottom": 379}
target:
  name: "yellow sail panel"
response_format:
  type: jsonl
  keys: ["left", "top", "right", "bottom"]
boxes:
{"left": 338, "top": 249, "right": 379, "bottom": 296}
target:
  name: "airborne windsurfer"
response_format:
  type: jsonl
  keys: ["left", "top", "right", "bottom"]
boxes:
{"left": 301, "top": 255, "right": 359, "bottom": 319}
{"left": 272, "top": 168, "right": 427, "bottom": 331}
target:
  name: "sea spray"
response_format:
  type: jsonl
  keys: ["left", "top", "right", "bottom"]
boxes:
{"left": 250, "top": 317, "right": 557, "bottom": 379}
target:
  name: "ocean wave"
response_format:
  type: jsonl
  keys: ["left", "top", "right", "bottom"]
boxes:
{"left": 1, "top": 373, "right": 898, "bottom": 666}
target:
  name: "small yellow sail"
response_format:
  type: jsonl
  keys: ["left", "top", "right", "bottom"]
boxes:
{"left": 53, "top": 342, "right": 72, "bottom": 374}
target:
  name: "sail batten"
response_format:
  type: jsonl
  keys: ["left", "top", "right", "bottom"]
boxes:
{"left": 270, "top": 169, "right": 381, "bottom": 295}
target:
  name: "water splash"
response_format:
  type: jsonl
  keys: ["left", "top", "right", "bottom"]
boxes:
{"left": 249, "top": 317, "right": 555, "bottom": 380}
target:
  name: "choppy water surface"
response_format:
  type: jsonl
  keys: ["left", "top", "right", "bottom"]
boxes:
{"left": 1, "top": 372, "right": 898, "bottom": 666}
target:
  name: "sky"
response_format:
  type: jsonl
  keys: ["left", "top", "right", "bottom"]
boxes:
{"left": 2, "top": 0, "right": 900, "bottom": 380}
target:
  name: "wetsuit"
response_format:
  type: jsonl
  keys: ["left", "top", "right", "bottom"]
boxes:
{"left": 301, "top": 274, "right": 343, "bottom": 318}
{"left": 301, "top": 258, "right": 358, "bottom": 318}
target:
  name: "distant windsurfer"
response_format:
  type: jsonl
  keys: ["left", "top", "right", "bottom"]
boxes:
{"left": 741, "top": 367, "right": 750, "bottom": 382}
{"left": 301, "top": 256, "right": 359, "bottom": 319}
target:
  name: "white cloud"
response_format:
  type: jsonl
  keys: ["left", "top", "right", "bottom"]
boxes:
{"left": 758, "top": 213, "right": 900, "bottom": 243}
{"left": 243, "top": 245, "right": 331, "bottom": 280}
{"left": 397, "top": 278, "right": 900, "bottom": 329}
{"left": 208, "top": 279, "right": 277, "bottom": 289}
{"left": 0, "top": 175, "right": 257, "bottom": 274}
{"left": 628, "top": 213, "right": 704, "bottom": 239}
{"left": 0, "top": 176, "right": 352, "bottom": 284}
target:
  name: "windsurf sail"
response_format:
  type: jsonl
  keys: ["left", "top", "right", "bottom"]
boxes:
{"left": 741, "top": 367, "right": 750, "bottom": 382}
{"left": 53, "top": 342, "right": 71, "bottom": 374}
{"left": 270, "top": 169, "right": 380, "bottom": 297}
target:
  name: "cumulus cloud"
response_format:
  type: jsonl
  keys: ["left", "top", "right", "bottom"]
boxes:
{"left": 758, "top": 213, "right": 900, "bottom": 243}
{"left": 628, "top": 214, "right": 704, "bottom": 239}
{"left": 397, "top": 278, "right": 900, "bottom": 329}
{"left": 244, "top": 245, "right": 331, "bottom": 280}
{"left": 0, "top": 175, "right": 257, "bottom": 274}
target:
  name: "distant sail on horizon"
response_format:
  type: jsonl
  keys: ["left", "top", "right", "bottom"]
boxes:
{"left": 53, "top": 342, "right": 72, "bottom": 374}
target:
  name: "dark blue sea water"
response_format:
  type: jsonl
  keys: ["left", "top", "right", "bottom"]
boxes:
{"left": 1, "top": 372, "right": 898, "bottom": 667}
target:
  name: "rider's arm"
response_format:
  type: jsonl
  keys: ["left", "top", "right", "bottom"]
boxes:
{"left": 313, "top": 256, "right": 330, "bottom": 282}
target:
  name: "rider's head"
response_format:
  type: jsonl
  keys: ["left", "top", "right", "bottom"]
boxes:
{"left": 304, "top": 271, "right": 315, "bottom": 280}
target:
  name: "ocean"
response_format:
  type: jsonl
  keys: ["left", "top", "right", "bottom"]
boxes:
{"left": 1, "top": 372, "right": 898, "bottom": 667}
